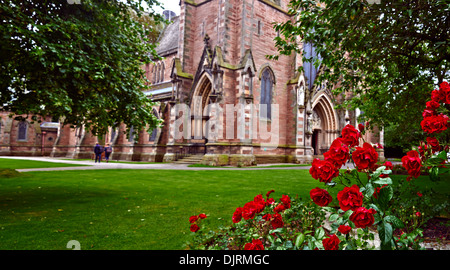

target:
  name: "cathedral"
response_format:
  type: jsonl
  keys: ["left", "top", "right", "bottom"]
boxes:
{"left": 0, "top": 0, "right": 383, "bottom": 165}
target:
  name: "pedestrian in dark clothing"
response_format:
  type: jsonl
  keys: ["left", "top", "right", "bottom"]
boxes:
{"left": 104, "top": 144, "right": 112, "bottom": 163}
{"left": 94, "top": 143, "right": 103, "bottom": 163}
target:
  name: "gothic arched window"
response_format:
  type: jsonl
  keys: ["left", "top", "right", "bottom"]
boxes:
{"left": 152, "top": 64, "right": 157, "bottom": 84}
{"left": 160, "top": 62, "right": 165, "bottom": 83}
{"left": 260, "top": 68, "right": 274, "bottom": 119}
{"left": 18, "top": 121, "right": 28, "bottom": 141}
{"left": 303, "top": 41, "right": 322, "bottom": 91}
{"left": 155, "top": 63, "right": 160, "bottom": 83}
{"left": 128, "top": 126, "right": 135, "bottom": 142}
{"left": 149, "top": 110, "right": 158, "bottom": 142}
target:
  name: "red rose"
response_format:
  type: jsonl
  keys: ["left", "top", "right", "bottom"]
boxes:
{"left": 189, "top": 215, "right": 199, "bottom": 223}
{"left": 244, "top": 239, "right": 264, "bottom": 250}
{"left": 271, "top": 213, "right": 284, "bottom": 229}
{"left": 421, "top": 114, "right": 448, "bottom": 134}
{"left": 426, "top": 100, "right": 440, "bottom": 110}
{"left": 309, "top": 158, "right": 339, "bottom": 183}
{"left": 338, "top": 225, "right": 352, "bottom": 235}
{"left": 280, "top": 194, "right": 291, "bottom": 208}
{"left": 337, "top": 184, "right": 363, "bottom": 211}
{"left": 198, "top": 213, "right": 207, "bottom": 219}
{"left": 422, "top": 109, "right": 435, "bottom": 118}
{"left": 324, "top": 138, "right": 350, "bottom": 168}
{"left": 401, "top": 150, "right": 422, "bottom": 178}
{"left": 266, "top": 189, "right": 275, "bottom": 198}
{"left": 341, "top": 124, "right": 361, "bottom": 147}
{"left": 253, "top": 194, "right": 266, "bottom": 213}
{"left": 440, "top": 81, "right": 450, "bottom": 104}
{"left": 232, "top": 207, "right": 243, "bottom": 223}
{"left": 322, "top": 234, "right": 340, "bottom": 250}
{"left": 190, "top": 224, "right": 200, "bottom": 232}
{"left": 349, "top": 207, "right": 377, "bottom": 228}
{"left": 274, "top": 203, "right": 288, "bottom": 213}
{"left": 379, "top": 161, "right": 393, "bottom": 178}
{"left": 431, "top": 89, "right": 445, "bottom": 103}
{"left": 242, "top": 201, "right": 258, "bottom": 220}
{"left": 426, "top": 137, "right": 441, "bottom": 153}
{"left": 383, "top": 161, "right": 393, "bottom": 170}
{"left": 310, "top": 187, "right": 333, "bottom": 207}
{"left": 358, "top": 123, "right": 365, "bottom": 132}
{"left": 351, "top": 142, "right": 379, "bottom": 171}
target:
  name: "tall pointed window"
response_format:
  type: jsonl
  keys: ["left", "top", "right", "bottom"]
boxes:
{"left": 160, "top": 62, "right": 165, "bottom": 83}
{"left": 18, "top": 121, "right": 28, "bottom": 141}
{"left": 156, "top": 63, "right": 160, "bottom": 83}
{"left": 128, "top": 126, "right": 135, "bottom": 142}
{"left": 152, "top": 64, "right": 157, "bottom": 84}
{"left": 303, "top": 41, "right": 322, "bottom": 91}
{"left": 110, "top": 123, "right": 118, "bottom": 143}
{"left": 149, "top": 110, "right": 158, "bottom": 142}
{"left": 260, "top": 68, "right": 274, "bottom": 119}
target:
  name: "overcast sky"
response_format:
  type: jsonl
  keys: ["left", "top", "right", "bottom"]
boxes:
{"left": 156, "top": 0, "right": 180, "bottom": 15}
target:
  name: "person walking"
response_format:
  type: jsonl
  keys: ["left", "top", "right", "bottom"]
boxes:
{"left": 104, "top": 143, "right": 112, "bottom": 163}
{"left": 94, "top": 143, "right": 103, "bottom": 163}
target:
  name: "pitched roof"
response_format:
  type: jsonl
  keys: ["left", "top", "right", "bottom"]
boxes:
{"left": 155, "top": 16, "right": 179, "bottom": 56}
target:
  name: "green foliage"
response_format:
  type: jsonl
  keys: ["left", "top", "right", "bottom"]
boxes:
{"left": 0, "top": 0, "right": 164, "bottom": 136}
{"left": 272, "top": 0, "right": 450, "bottom": 148}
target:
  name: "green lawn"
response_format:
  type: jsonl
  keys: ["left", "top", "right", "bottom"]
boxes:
{"left": 0, "top": 166, "right": 448, "bottom": 250}
{"left": 0, "top": 158, "right": 87, "bottom": 169}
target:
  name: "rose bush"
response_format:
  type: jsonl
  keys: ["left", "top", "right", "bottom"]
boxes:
{"left": 186, "top": 192, "right": 327, "bottom": 250}
{"left": 187, "top": 81, "right": 449, "bottom": 250}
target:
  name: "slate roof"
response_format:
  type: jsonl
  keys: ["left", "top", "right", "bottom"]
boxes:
{"left": 155, "top": 16, "right": 179, "bottom": 57}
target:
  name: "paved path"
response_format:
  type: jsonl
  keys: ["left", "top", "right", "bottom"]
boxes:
{"left": 1, "top": 156, "right": 321, "bottom": 172}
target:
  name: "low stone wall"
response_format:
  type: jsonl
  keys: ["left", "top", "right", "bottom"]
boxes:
{"left": 201, "top": 154, "right": 256, "bottom": 167}
{"left": 254, "top": 154, "right": 295, "bottom": 164}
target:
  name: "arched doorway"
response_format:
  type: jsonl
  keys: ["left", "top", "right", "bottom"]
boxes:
{"left": 190, "top": 74, "right": 212, "bottom": 153}
{"left": 311, "top": 93, "right": 338, "bottom": 156}
{"left": 311, "top": 110, "right": 322, "bottom": 155}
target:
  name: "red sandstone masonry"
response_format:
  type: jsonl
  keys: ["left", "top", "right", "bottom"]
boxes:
{"left": 0, "top": 0, "right": 382, "bottom": 163}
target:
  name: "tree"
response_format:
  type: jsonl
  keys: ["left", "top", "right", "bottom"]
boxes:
{"left": 272, "top": 0, "right": 450, "bottom": 149}
{"left": 0, "top": 0, "right": 165, "bottom": 137}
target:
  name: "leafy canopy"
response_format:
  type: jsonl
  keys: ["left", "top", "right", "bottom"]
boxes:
{"left": 272, "top": 0, "right": 450, "bottom": 148}
{"left": 0, "top": 0, "right": 165, "bottom": 136}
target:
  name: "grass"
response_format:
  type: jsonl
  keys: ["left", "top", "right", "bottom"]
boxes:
{"left": 0, "top": 168, "right": 325, "bottom": 250}
{"left": 0, "top": 164, "right": 448, "bottom": 250}
{"left": 0, "top": 158, "right": 87, "bottom": 169}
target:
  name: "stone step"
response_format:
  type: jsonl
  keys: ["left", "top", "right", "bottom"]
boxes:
{"left": 173, "top": 155, "right": 204, "bottom": 164}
